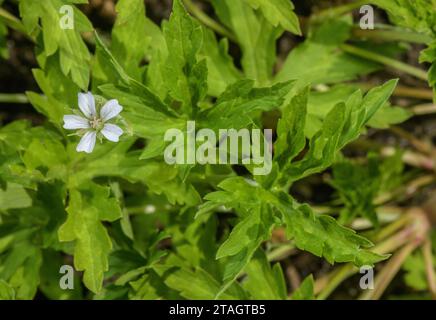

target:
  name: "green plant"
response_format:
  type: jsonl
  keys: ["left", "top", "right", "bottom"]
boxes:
{"left": 0, "top": 0, "right": 434, "bottom": 300}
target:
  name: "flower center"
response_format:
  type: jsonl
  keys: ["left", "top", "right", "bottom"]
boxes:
{"left": 90, "top": 117, "right": 103, "bottom": 130}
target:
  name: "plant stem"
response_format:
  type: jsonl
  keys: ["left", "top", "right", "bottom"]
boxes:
{"left": 0, "top": 93, "right": 29, "bottom": 104}
{"left": 317, "top": 264, "right": 355, "bottom": 300}
{"left": 352, "top": 26, "right": 432, "bottom": 44}
{"left": 412, "top": 104, "right": 436, "bottom": 115}
{"left": 350, "top": 208, "right": 402, "bottom": 230}
{"left": 340, "top": 44, "right": 429, "bottom": 81}
{"left": 313, "top": 0, "right": 368, "bottom": 19}
{"left": 0, "top": 7, "right": 26, "bottom": 34}
{"left": 267, "top": 243, "right": 295, "bottom": 261}
{"left": 356, "top": 83, "right": 434, "bottom": 100}
{"left": 315, "top": 209, "right": 428, "bottom": 299}
{"left": 375, "top": 174, "right": 435, "bottom": 205}
{"left": 372, "top": 213, "right": 412, "bottom": 243}
{"left": 0, "top": 8, "right": 34, "bottom": 42}
{"left": 287, "top": 264, "right": 301, "bottom": 293}
{"left": 360, "top": 209, "right": 431, "bottom": 299}
{"left": 390, "top": 126, "right": 434, "bottom": 155}
{"left": 315, "top": 227, "right": 411, "bottom": 299}
{"left": 373, "top": 225, "right": 415, "bottom": 255}
{"left": 422, "top": 237, "right": 436, "bottom": 299}
{"left": 384, "top": 147, "right": 435, "bottom": 171}
{"left": 394, "top": 85, "right": 434, "bottom": 100}
{"left": 359, "top": 242, "right": 418, "bottom": 300}
{"left": 183, "top": 0, "right": 237, "bottom": 43}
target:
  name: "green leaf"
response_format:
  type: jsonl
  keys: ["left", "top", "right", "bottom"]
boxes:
{"left": 111, "top": 0, "right": 147, "bottom": 81}
{"left": 371, "top": 0, "right": 436, "bottom": 100}
{"left": 0, "top": 183, "right": 32, "bottom": 211}
{"left": 94, "top": 32, "right": 178, "bottom": 118}
{"left": 129, "top": 269, "right": 180, "bottom": 300}
{"left": 39, "top": 250, "right": 83, "bottom": 299}
{"left": 26, "top": 49, "right": 83, "bottom": 127}
{"left": 143, "top": 19, "right": 169, "bottom": 99}
{"left": 291, "top": 275, "right": 314, "bottom": 300}
{"left": 280, "top": 198, "right": 386, "bottom": 266}
{"left": 275, "top": 18, "right": 379, "bottom": 86}
{"left": 203, "top": 80, "right": 294, "bottom": 130}
{"left": 202, "top": 177, "right": 385, "bottom": 291}
{"left": 276, "top": 43, "right": 379, "bottom": 86}
{"left": 402, "top": 251, "right": 430, "bottom": 291}
{"left": 162, "top": 0, "right": 206, "bottom": 115}
{"left": 243, "top": 0, "right": 301, "bottom": 35}
{"left": 58, "top": 183, "right": 122, "bottom": 293}
{"left": 0, "top": 20, "right": 7, "bottom": 59}
{"left": 200, "top": 177, "right": 276, "bottom": 292}
{"left": 4, "top": 0, "right": 428, "bottom": 301}
{"left": 9, "top": 250, "right": 41, "bottom": 299}
{"left": 22, "top": 134, "right": 68, "bottom": 181}
{"left": 172, "top": 212, "right": 220, "bottom": 276}
{"left": 68, "top": 140, "right": 200, "bottom": 206}
{"left": 281, "top": 80, "right": 398, "bottom": 182}
{"left": 98, "top": 84, "right": 183, "bottom": 137}
{"left": 201, "top": 177, "right": 386, "bottom": 296}
{"left": 331, "top": 155, "right": 381, "bottom": 226}
{"left": 420, "top": 41, "right": 436, "bottom": 101}
{"left": 372, "top": 0, "right": 436, "bottom": 37}
{"left": 0, "top": 279, "right": 15, "bottom": 300}
{"left": 19, "top": 0, "right": 92, "bottom": 89}
{"left": 211, "top": 0, "right": 281, "bottom": 85}
{"left": 153, "top": 264, "right": 245, "bottom": 300}
{"left": 331, "top": 152, "right": 404, "bottom": 226}
{"left": 216, "top": 204, "right": 274, "bottom": 282}
{"left": 274, "top": 87, "right": 308, "bottom": 168}
{"left": 306, "top": 84, "right": 411, "bottom": 136}
{"left": 26, "top": 92, "right": 67, "bottom": 128}
{"left": 243, "top": 250, "right": 287, "bottom": 300}
{"left": 199, "top": 28, "right": 242, "bottom": 97}
{"left": 0, "top": 241, "right": 42, "bottom": 299}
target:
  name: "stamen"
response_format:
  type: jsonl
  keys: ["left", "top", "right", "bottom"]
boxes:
{"left": 90, "top": 117, "right": 102, "bottom": 130}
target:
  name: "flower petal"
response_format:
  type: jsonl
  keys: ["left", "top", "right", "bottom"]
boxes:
{"left": 78, "top": 92, "right": 96, "bottom": 118}
{"left": 63, "top": 115, "right": 90, "bottom": 130}
{"left": 76, "top": 131, "right": 97, "bottom": 153}
{"left": 100, "top": 99, "right": 123, "bottom": 122}
{"left": 101, "top": 124, "right": 123, "bottom": 142}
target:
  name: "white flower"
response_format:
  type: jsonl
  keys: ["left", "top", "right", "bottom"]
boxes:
{"left": 63, "top": 92, "right": 124, "bottom": 153}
